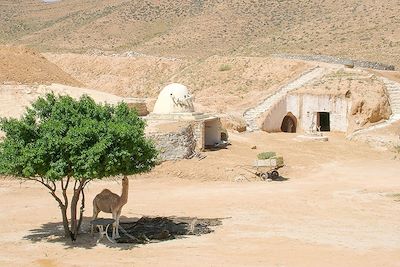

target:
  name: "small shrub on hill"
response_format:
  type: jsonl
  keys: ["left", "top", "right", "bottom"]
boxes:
{"left": 219, "top": 64, "right": 232, "bottom": 71}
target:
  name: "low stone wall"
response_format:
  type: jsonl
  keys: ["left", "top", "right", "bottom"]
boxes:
{"left": 147, "top": 124, "right": 196, "bottom": 161}
{"left": 274, "top": 54, "right": 395, "bottom": 71}
{"left": 124, "top": 98, "right": 149, "bottom": 116}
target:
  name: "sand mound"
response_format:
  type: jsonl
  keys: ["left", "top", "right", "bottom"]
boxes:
{"left": 0, "top": 46, "right": 81, "bottom": 86}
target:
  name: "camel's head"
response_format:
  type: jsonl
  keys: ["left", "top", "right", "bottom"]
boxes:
{"left": 122, "top": 176, "right": 129, "bottom": 187}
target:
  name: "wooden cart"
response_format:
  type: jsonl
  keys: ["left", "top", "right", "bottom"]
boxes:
{"left": 241, "top": 158, "right": 284, "bottom": 181}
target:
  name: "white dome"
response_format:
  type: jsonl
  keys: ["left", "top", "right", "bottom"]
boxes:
{"left": 153, "top": 83, "right": 195, "bottom": 114}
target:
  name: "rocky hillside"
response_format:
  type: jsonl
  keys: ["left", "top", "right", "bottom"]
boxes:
{"left": 1, "top": 0, "right": 399, "bottom": 67}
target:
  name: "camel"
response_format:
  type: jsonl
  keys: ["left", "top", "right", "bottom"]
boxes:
{"left": 91, "top": 176, "right": 129, "bottom": 239}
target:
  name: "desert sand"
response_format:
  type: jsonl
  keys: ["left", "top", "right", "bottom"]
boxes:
{"left": 0, "top": 132, "right": 399, "bottom": 267}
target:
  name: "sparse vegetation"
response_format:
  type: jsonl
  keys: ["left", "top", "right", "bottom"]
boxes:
{"left": 0, "top": 0, "right": 398, "bottom": 67}
{"left": 389, "top": 193, "right": 400, "bottom": 202}
{"left": 219, "top": 64, "right": 232, "bottom": 72}
{"left": 257, "top": 152, "right": 276, "bottom": 160}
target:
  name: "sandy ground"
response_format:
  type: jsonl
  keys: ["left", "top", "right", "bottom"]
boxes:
{"left": 0, "top": 132, "right": 399, "bottom": 267}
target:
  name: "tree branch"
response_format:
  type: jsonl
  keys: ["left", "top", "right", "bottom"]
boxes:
{"left": 26, "top": 177, "right": 65, "bottom": 209}
{"left": 61, "top": 176, "right": 70, "bottom": 190}
{"left": 82, "top": 178, "right": 91, "bottom": 190}
{"left": 51, "top": 181, "right": 56, "bottom": 192}
{"left": 28, "top": 177, "right": 55, "bottom": 192}
{"left": 61, "top": 177, "right": 70, "bottom": 211}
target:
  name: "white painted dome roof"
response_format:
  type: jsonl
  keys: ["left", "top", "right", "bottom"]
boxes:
{"left": 153, "top": 83, "right": 195, "bottom": 114}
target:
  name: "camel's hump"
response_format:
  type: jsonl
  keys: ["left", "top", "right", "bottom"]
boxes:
{"left": 95, "top": 189, "right": 119, "bottom": 198}
{"left": 100, "top": 189, "right": 113, "bottom": 194}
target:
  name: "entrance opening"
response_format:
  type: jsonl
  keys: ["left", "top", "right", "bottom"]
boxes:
{"left": 204, "top": 119, "right": 221, "bottom": 147}
{"left": 317, "top": 112, "right": 330, "bottom": 131}
{"left": 221, "top": 132, "right": 228, "bottom": 141}
{"left": 280, "top": 113, "right": 297, "bottom": 133}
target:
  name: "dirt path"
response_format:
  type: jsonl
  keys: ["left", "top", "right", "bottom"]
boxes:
{"left": 0, "top": 133, "right": 399, "bottom": 266}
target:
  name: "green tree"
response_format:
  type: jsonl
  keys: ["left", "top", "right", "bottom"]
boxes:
{"left": 0, "top": 93, "right": 157, "bottom": 241}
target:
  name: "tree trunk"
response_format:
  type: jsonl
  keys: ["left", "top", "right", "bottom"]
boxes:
{"left": 70, "top": 179, "right": 86, "bottom": 241}
{"left": 77, "top": 188, "right": 85, "bottom": 233}
{"left": 36, "top": 177, "right": 88, "bottom": 241}
{"left": 60, "top": 205, "right": 71, "bottom": 237}
{"left": 60, "top": 177, "right": 70, "bottom": 237}
{"left": 49, "top": 189, "right": 71, "bottom": 238}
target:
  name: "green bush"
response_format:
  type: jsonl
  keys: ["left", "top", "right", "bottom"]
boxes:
{"left": 257, "top": 151, "right": 276, "bottom": 159}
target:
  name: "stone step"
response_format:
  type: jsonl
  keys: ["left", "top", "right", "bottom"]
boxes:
{"left": 243, "top": 67, "right": 326, "bottom": 131}
{"left": 379, "top": 77, "right": 400, "bottom": 118}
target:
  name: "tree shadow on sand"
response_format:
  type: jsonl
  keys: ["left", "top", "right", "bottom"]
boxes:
{"left": 23, "top": 216, "right": 224, "bottom": 250}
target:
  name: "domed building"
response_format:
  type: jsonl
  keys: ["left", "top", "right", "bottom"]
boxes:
{"left": 153, "top": 83, "right": 194, "bottom": 114}
{"left": 146, "top": 83, "right": 225, "bottom": 160}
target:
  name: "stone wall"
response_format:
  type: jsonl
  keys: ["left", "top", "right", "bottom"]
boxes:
{"left": 274, "top": 54, "right": 395, "bottom": 71}
{"left": 124, "top": 98, "right": 149, "bottom": 116}
{"left": 147, "top": 124, "right": 196, "bottom": 161}
{"left": 146, "top": 117, "right": 222, "bottom": 161}
{"left": 192, "top": 121, "right": 205, "bottom": 150}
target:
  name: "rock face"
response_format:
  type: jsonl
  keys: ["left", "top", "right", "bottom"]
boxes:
{"left": 220, "top": 114, "right": 246, "bottom": 132}
{"left": 348, "top": 83, "right": 391, "bottom": 133}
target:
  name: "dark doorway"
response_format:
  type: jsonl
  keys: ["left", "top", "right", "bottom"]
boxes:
{"left": 281, "top": 114, "right": 297, "bottom": 133}
{"left": 318, "top": 112, "right": 330, "bottom": 131}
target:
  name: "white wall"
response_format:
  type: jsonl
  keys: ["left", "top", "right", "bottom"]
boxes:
{"left": 287, "top": 94, "right": 350, "bottom": 132}
{"left": 261, "top": 94, "right": 350, "bottom": 132}
{"left": 261, "top": 98, "right": 288, "bottom": 132}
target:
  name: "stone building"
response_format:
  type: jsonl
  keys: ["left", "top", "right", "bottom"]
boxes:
{"left": 261, "top": 91, "right": 351, "bottom": 133}
{"left": 146, "top": 83, "right": 224, "bottom": 161}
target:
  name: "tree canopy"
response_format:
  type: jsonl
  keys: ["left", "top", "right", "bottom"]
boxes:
{"left": 0, "top": 93, "right": 157, "bottom": 180}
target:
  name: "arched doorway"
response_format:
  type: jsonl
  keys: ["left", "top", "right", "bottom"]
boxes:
{"left": 281, "top": 113, "right": 297, "bottom": 133}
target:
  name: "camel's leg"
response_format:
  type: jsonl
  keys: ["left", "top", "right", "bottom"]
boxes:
{"left": 112, "top": 211, "right": 117, "bottom": 239}
{"left": 91, "top": 202, "right": 99, "bottom": 235}
{"left": 115, "top": 209, "right": 122, "bottom": 238}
